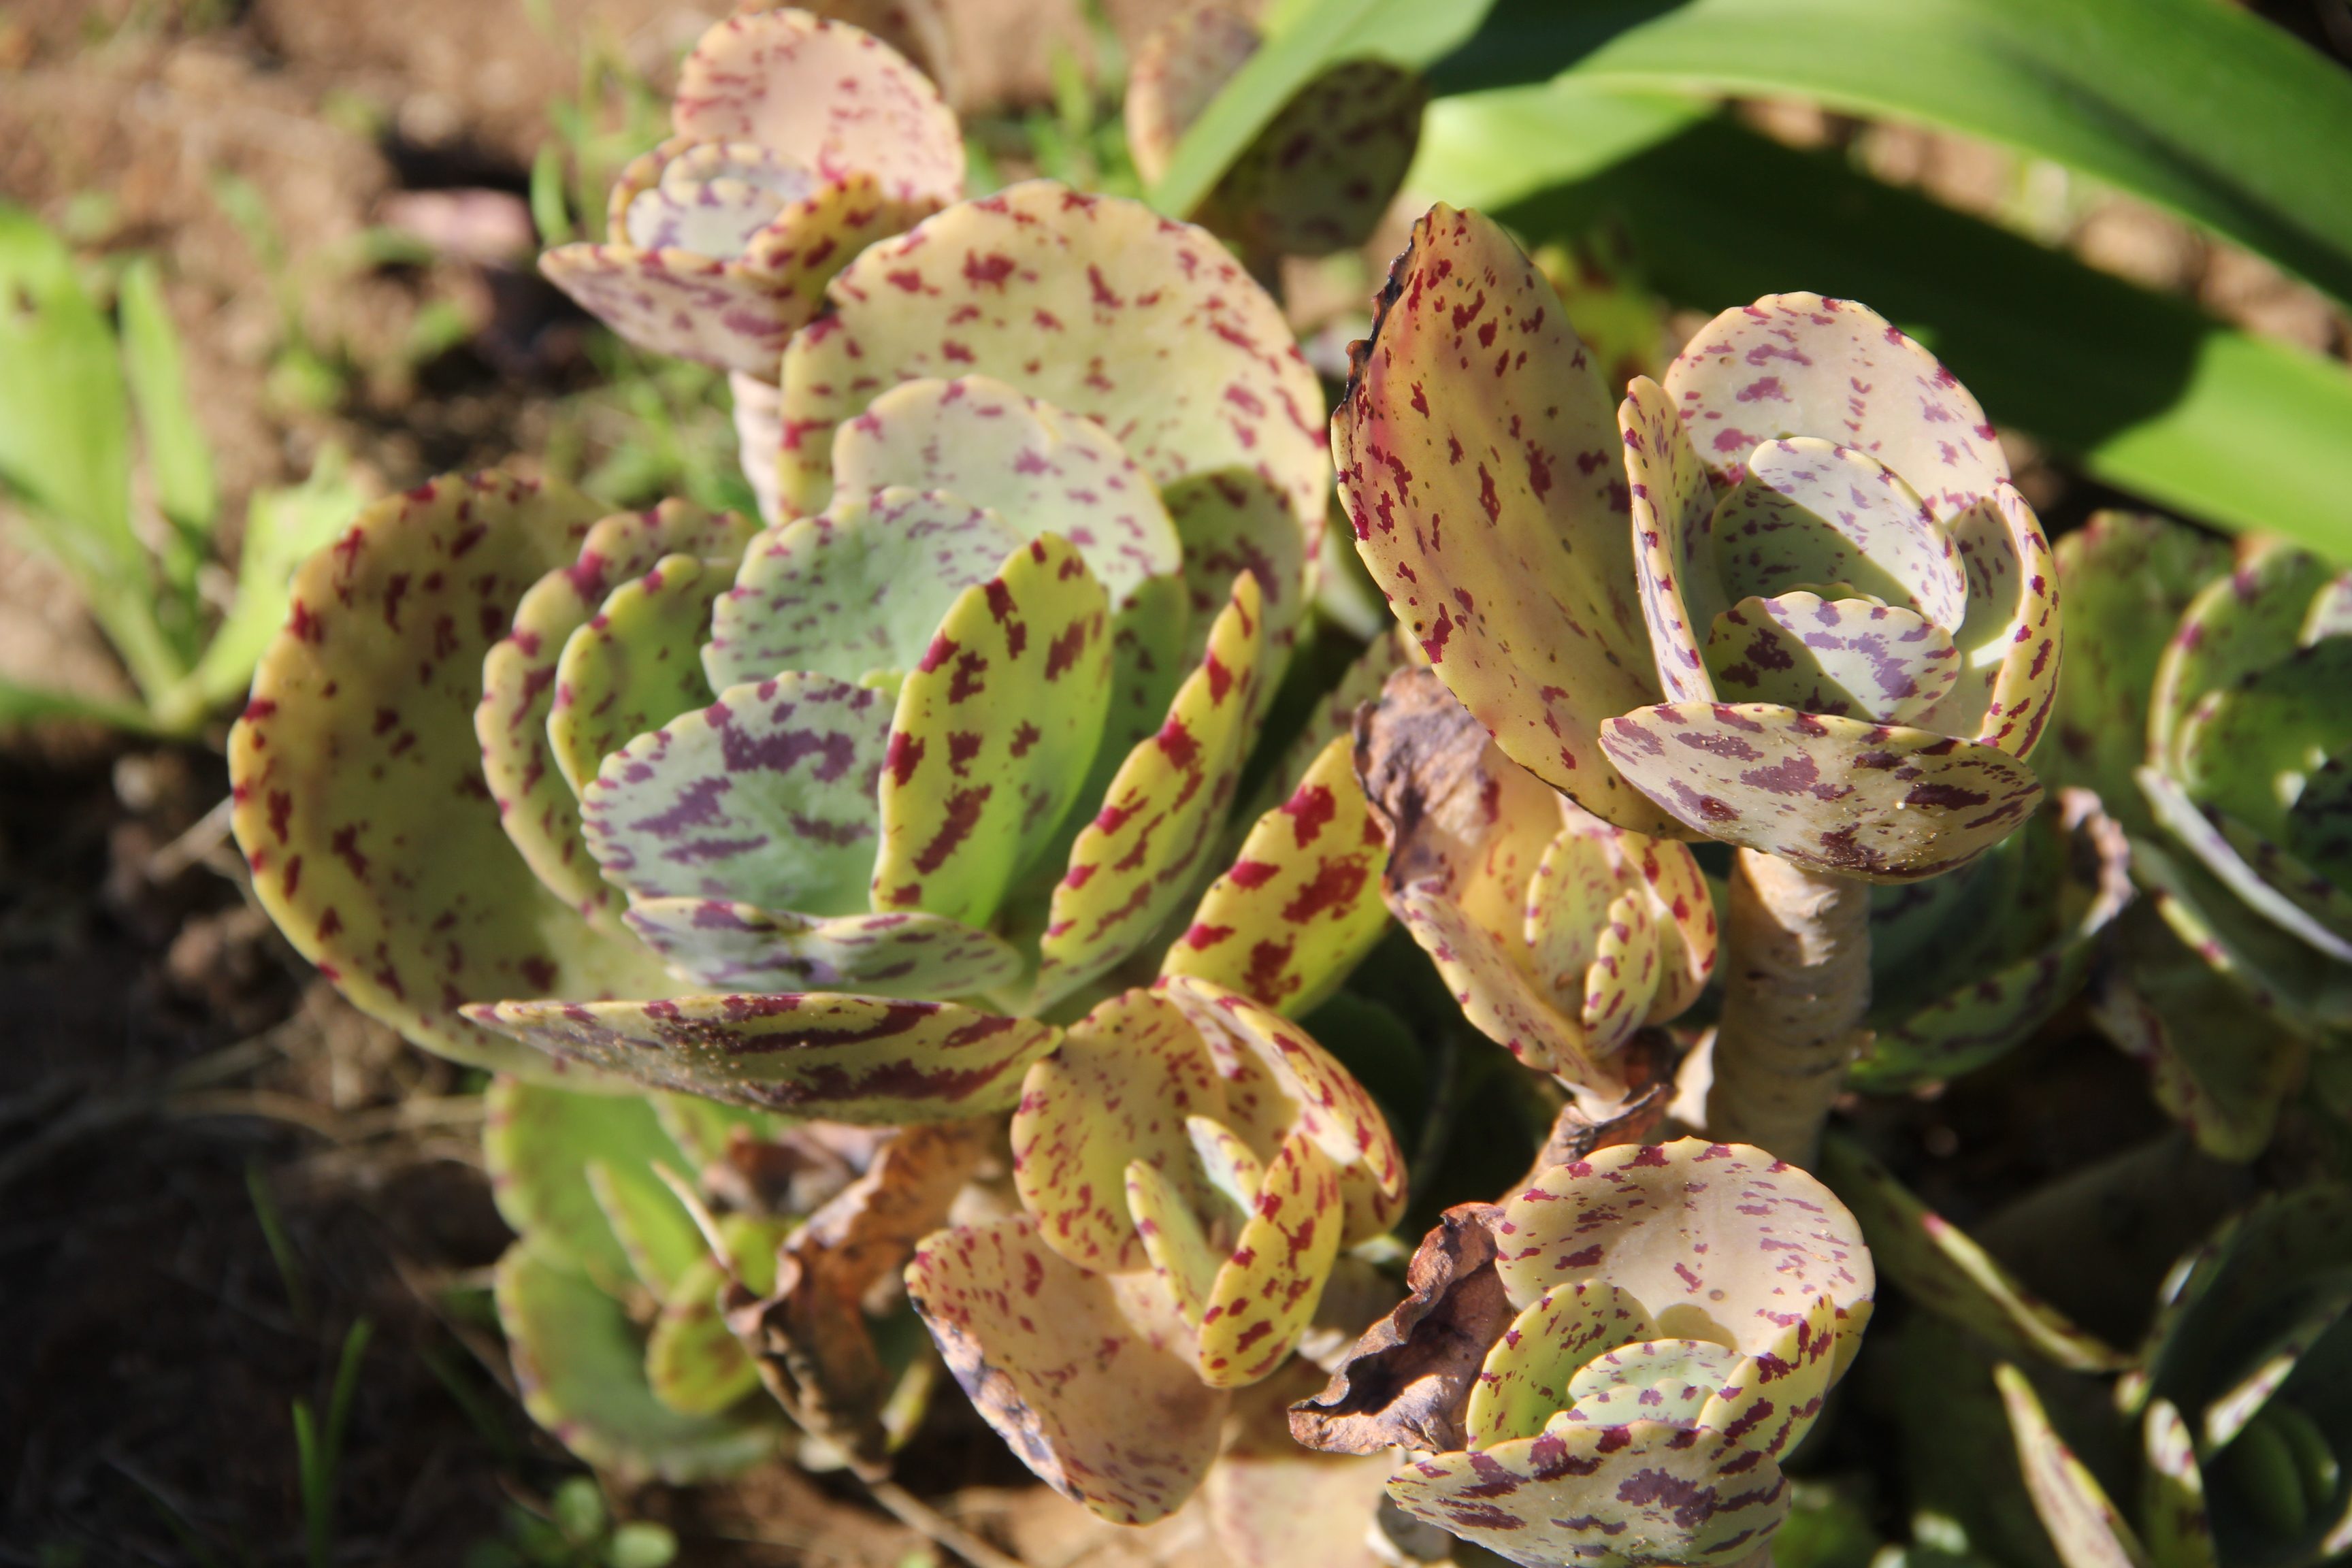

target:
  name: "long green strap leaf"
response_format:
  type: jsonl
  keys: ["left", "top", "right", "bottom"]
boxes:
{"left": 118, "top": 255, "right": 220, "bottom": 540}
{"left": 1424, "top": 105, "right": 2352, "bottom": 561}
{"left": 1427, "top": 0, "right": 2352, "bottom": 305}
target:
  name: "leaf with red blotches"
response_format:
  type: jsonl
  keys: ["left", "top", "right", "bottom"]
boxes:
{"left": 1288, "top": 1201, "right": 1513, "bottom": 1457}
{"left": 466, "top": 992, "right": 1061, "bottom": 1124}
{"left": 1124, "top": 5, "right": 1260, "bottom": 185}
{"left": 872, "top": 532, "right": 1113, "bottom": 927}
{"left": 728, "top": 1120, "right": 989, "bottom": 1473}
{"left": 547, "top": 553, "right": 725, "bottom": 800}
{"left": 906, "top": 1215, "right": 1230, "bottom": 1525}
{"left": 1599, "top": 700, "right": 2044, "bottom": 883}
{"left": 480, "top": 500, "right": 753, "bottom": 929}
{"left": 581, "top": 672, "right": 892, "bottom": 916}
{"left": 1191, "top": 1126, "right": 1345, "bottom": 1388}
{"left": 1212, "top": 59, "right": 1426, "bottom": 259}
{"left": 1034, "top": 572, "right": 1269, "bottom": 1008}
{"left": 229, "top": 472, "right": 678, "bottom": 1078}
{"left": 1331, "top": 204, "right": 1671, "bottom": 835}
{"left": 1160, "top": 736, "right": 1389, "bottom": 1015}
{"left": 623, "top": 897, "right": 1022, "bottom": 998}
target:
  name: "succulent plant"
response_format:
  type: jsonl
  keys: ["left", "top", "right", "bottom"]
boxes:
{"left": 227, "top": 178, "right": 1329, "bottom": 1104}
{"left": 904, "top": 975, "right": 1405, "bottom": 1524}
{"left": 538, "top": 8, "right": 962, "bottom": 380}
{"left": 1292, "top": 1139, "right": 1875, "bottom": 1568}
{"left": 2048, "top": 512, "right": 2352, "bottom": 1156}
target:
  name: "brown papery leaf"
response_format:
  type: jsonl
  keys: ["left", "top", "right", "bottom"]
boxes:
{"left": 1512, "top": 1029, "right": 1681, "bottom": 1192}
{"left": 725, "top": 1120, "right": 990, "bottom": 1475}
{"left": 1287, "top": 1202, "right": 1510, "bottom": 1456}
{"left": 1353, "top": 666, "right": 1501, "bottom": 896}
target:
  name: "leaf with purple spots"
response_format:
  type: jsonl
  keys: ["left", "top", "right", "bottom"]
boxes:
{"left": 1599, "top": 700, "right": 2044, "bottom": 882}
{"left": 622, "top": 896, "right": 1022, "bottom": 999}
{"left": 1209, "top": 59, "right": 1426, "bottom": 260}
{"left": 1709, "top": 439, "right": 1967, "bottom": 627}
{"left": 549, "top": 553, "right": 727, "bottom": 800}
{"left": 829, "top": 374, "right": 1183, "bottom": 612}
{"left": 1565, "top": 1337, "right": 1742, "bottom": 1430}
{"left": 776, "top": 181, "right": 1327, "bottom": 566}
{"left": 480, "top": 500, "right": 753, "bottom": 929}
{"left": 2149, "top": 539, "right": 2339, "bottom": 772}
{"left": 230, "top": 472, "right": 679, "bottom": 1077}
{"left": 1159, "top": 737, "right": 1389, "bottom": 1016}
{"left": 702, "top": 487, "right": 1022, "bottom": 692}
{"left": 1622, "top": 374, "right": 1723, "bottom": 704}
{"left": 1818, "top": 1136, "right": 2129, "bottom": 1374}
{"left": 468, "top": 992, "right": 1062, "bottom": 1124}
{"left": 1033, "top": 572, "right": 1267, "bottom": 1008}
{"left": 582, "top": 672, "right": 890, "bottom": 916}
{"left": 873, "top": 532, "right": 1112, "bottom": 926}
{"left": 1461, "top": 1279, "right": 1656, "bottom": 1448}
{"left": 904, "top": 1215, "right": 1228, "bottom": 1526}
{"left": 1192, "top": 1127, "right": 1343, "bottom": 1390}
{"left": 1332, "top": 204, "right": 1674, "bottom": 835}
{"left": 1995, "top": 1365, "right": 2153, "bottom": 1568}
{"left": 1914, "top": 481, "right": 2062, "bottom": 759}
{"left": 1162, "top": 467, "right": 1312, "bottom": 671}
{"left": 1702, "top": 592, "right": 1961, "bottom": 727}
{"left": 1524, "top": 828, "right": 1660, "bottom": 1057}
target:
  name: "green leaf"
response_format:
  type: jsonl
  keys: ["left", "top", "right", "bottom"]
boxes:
{"left": 189, "top": 447, "right": 370, "bottom": 710}
{"left": 0, "top": 675, "right": 159, "bottom": 734}
{"left": 1428, "top": 0, "right": 2352, "bottom": 308}
{"left": 116, "top": 256, "right": 218, "bottom": 538}
{"left": 1441, "top": 110, "right": 2352, "bottom": 563}
{"left": 0, "top": 203, "right": 135, "bottom": 566}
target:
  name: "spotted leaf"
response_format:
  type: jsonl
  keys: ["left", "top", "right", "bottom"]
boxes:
{"left": 873, "top": 532, "right": 1112, "bottom": 925}
{"left": 495, "top": 1240, "right": 779, "bottom": 1484}
{"left": 1709, "top": 438, "right": 1967, "bottom": 627}
{"left": 2149, "top": 540, "right": 2338, "bottom": 770}
{"left": 483, "top": 1077, "right": 694, "bottom": 1297}
{"left": 776, "top": 182, "right": 1326, "bottom": 566}
{"left": 1600, "top": 700, "right": 2044, "bottom": 882}
{"left": 230, "top": 473, "right": 677, "bottom": 1076}
{"left": 703, "top": 488, "right": 1020, "bottom": 691}
{"left": 1463, "top": 1278, "right": 1656, "bottom": 1448}
{"left": 1622, "top": 375, "right": 1722, "bottom": 704}
{"left": 1569, "top": 1337, "right": 1743, "bottom": 1430}
{"left": 1916, "top": 481, "right": 2062, "bottom": 758}
{"left": 1160, "top": 736, "right": 1388, "bottom": 1015}
{"left": 1212, "top": 59, "right": 1425, "bottom": 259}
{"left": 1997, "top": 1364, "right": 2154, "bottom": 1568}
{"left": 1124, "top": 5, "right": 1261, "bottom": 183}
{"left": 1034, "top": 572, "right": 1267, "bottom": 1007}
{"left": 1195, "top": 1128, "right": 1345, "bottom": 1389}
{"left": 1703, "top": 592, "right": 1961, "bottom": 726}
{"left": 581, "top": 672, "right": 889, "bottom": 915}
{"left": 646, "top": 1252, "right": 763, "bottom": 1417}
{"left": 1162, "top": 467, "right": 1313, "bottom": 668}
{"left": 905, "top": 1215, "right": 1228, "bottom": 1526}
{"left": 1011, "top": 988, "right": 1226, "bottom": 1273}
{"left": 621, "top": 897, "right": 1022, "bottom": 998}
{"left": 1333, "top": 204, "right": 1671, "bottom": 833}
{"left": 549, "top": 554, "right": 725, "bottom": 799}
{"left": 467, "top": 993, "right": 1061, "bottom": 1124}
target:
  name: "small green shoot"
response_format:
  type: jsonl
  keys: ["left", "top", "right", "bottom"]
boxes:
{"left": 466, "top": 1477, "right": 678, "bottom": 1568}
{"left": 293, "top": 1318, "right": 374, "bottom": 1568}
{"left": 244, "top": 1158, "right": 312, "bottom": 1325}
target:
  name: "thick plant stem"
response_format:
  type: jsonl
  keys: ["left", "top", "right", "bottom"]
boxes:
{"left": 728, "top": 371, "right": 784, "bottom": 525}
{"left": 1702, "top": 849, "right": 1872, "bottom": 1166}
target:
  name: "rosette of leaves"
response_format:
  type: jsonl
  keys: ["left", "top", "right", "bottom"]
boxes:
{"left": 1990, "top": 1186, "right": 2352, "bottom": 1568}
{"left": 1124, "top": 5, "right": 1428, "bottom": 278}
{"left": 1292, "top": 1139, "right": 1875, "bottom": 1568}
{"left": 2049, "top": 512, "right": 2352, "bottom": 1156}
{"left": 538, "top": 7, "right": 964, "bottom": 379}
{"left": 902, "top": 975, "right": 1405, "bottom": 1526}
{"left": 228, "top": 180, "right": 1327, "bottom": 1112}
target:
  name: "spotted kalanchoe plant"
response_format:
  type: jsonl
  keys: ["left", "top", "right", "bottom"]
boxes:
{"left": 1335, "top": 205, "right": 2063, "bottom": 1162}
{"left": 1293, "top": 1139, "right": 1874, "bottom": 1568}
{"left": 903, "top": 975, "right": 1406, "bottom": 1525}
{"left": 538, "top": 8, "right": 962, "bottom": 380}
{"left": 227, "top": 179, "right": 1328, "bottom": 1109}
{"left": 2049, "top": 512, "right": 2352, "bottom": 1156}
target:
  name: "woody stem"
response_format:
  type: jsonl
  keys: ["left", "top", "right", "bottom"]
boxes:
{"left": 1700, "top": 849, "right": 1872, "bottom": 1167}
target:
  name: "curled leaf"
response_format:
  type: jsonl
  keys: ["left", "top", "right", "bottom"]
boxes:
{"left": 622, "top": 898, "right": 1022, "bottom": 998}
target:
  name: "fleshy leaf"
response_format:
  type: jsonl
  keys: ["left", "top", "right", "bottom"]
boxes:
{"left": 495, "top": 1241, "right": 778, "bottom": 1484}
{"left": 483, "top": 1078, "right": 693, "bottom": 1296}
{"left": 1385, "top": 1417, "right": 1791, "bottom": 1568}
{"left": 584, "top": 1156, "right": 707, "bottom": 1301}
{"left": 702, "top": 489, "right": 1020, "bottom": 693}
{"left": 2150, "top": 540, "right": 2338, "bottom": 771}
{"left": 1711, "top": 438, "right": 1967, "bottom": 627}
{"left": 1125, "top": 5, "right": 1263, "bottom": 184}
{"left": 1599, "top": 700, "right": 2044, "bottom": 883}
{"left": 2142, "top": 1400, "right": 2220, "bottom": 1568}
{"left": 1663, "top": 292, "right": 2006, "bottom": 524}
{"left": 1128, "top": 1154, "right": 1226, "bottom": 1327}
{"left": 1197, "top": 1128, "right": 1345, "bottom": 1389}
{"left": 646, "top": 1252, "right": 763, "bottom": 1417}
{"left": 230, "top": 473, "right": 677, "bottom": 1075}
{"left": 622, "top": 140, "right": 814, "bottom": 255}
{"left": 1566, "top": 1337, "right": 1742, "bottom": 1428}
{"left": 2174, "top": 638, "right": 2352, "bottom": 892}
{"left": 1703, "top": 593, "right": 1960, "bottom": 728}
{"left": 905, "top": 1215, "right": 1228, "bottom": 1526}
{"left": 1818, "top": 1136, "right": 2130, "bottom": 1373}
{"left": 828, "top": 375, "right": 1183, "bottom": 612}
{"left": 1011, "top": 988, "right": 1225, "bottom": 1273}
{"left": 1160, "top": 736, "right": 1389, "bottom": 1015}
{"left": 1162, "top": 468, "right": 1313, "bottom": 668}
{"left": 480, "top": 500, "right": 753, "bottom": 928}
{"left": 1524, "top": 829, "right": 1655, "bottom": 1055}
{"left": 1996, "top": 1363, "right": 2154, "bottom": 1568}
{"left": 2045, "top": 512, "right": 2231, "bottom": 834}
{"left": 549, "top": 554, "right": 725, "bottom": 800}
{"left": 1034, "top": 572, "right": 1268, "bottom": 1007}
{"left": 1917, "top": 481, "right": 2063, "bottom": 760}
{"left": 1463, "top": 1278, "right": 1656, "bottom": 1448}
{"left": 776, "top": 181, "right": 1326, "bottom": 576}
{"left": 467, "top": 993, "right": 1060, "bottom": 1124}
{"left": 2142, "top": 766, "right": 2352, "bottom": 967}
{"left": 581, "top": 673, "right": 889, "bottom": 915}
{"left": 1622, "top": 375, "right": 1722, "bottom": 704}
{"left": 1211, "top": 59, "right": 1427, "bottom": 259}
{"left": 873, "top": 532, "right": 1113, "bottom": 926}
{"left": 541, "top": 173, "right": 921, "bottom": 377}
{"left": 1495, "top": 1140, "right": 1874, "bottom": 1380}
{"left": 1690, "top": 1292, "right": 1842, "bottom": 1464}
{"left": 621, "top": 897, "right": 1022, "bottom": 998}
{"left": 670, "top": 8, "right": 962, "bottom": 205}
{"left": 1332, "top": 203, "right": 1671, "bottom": 834}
